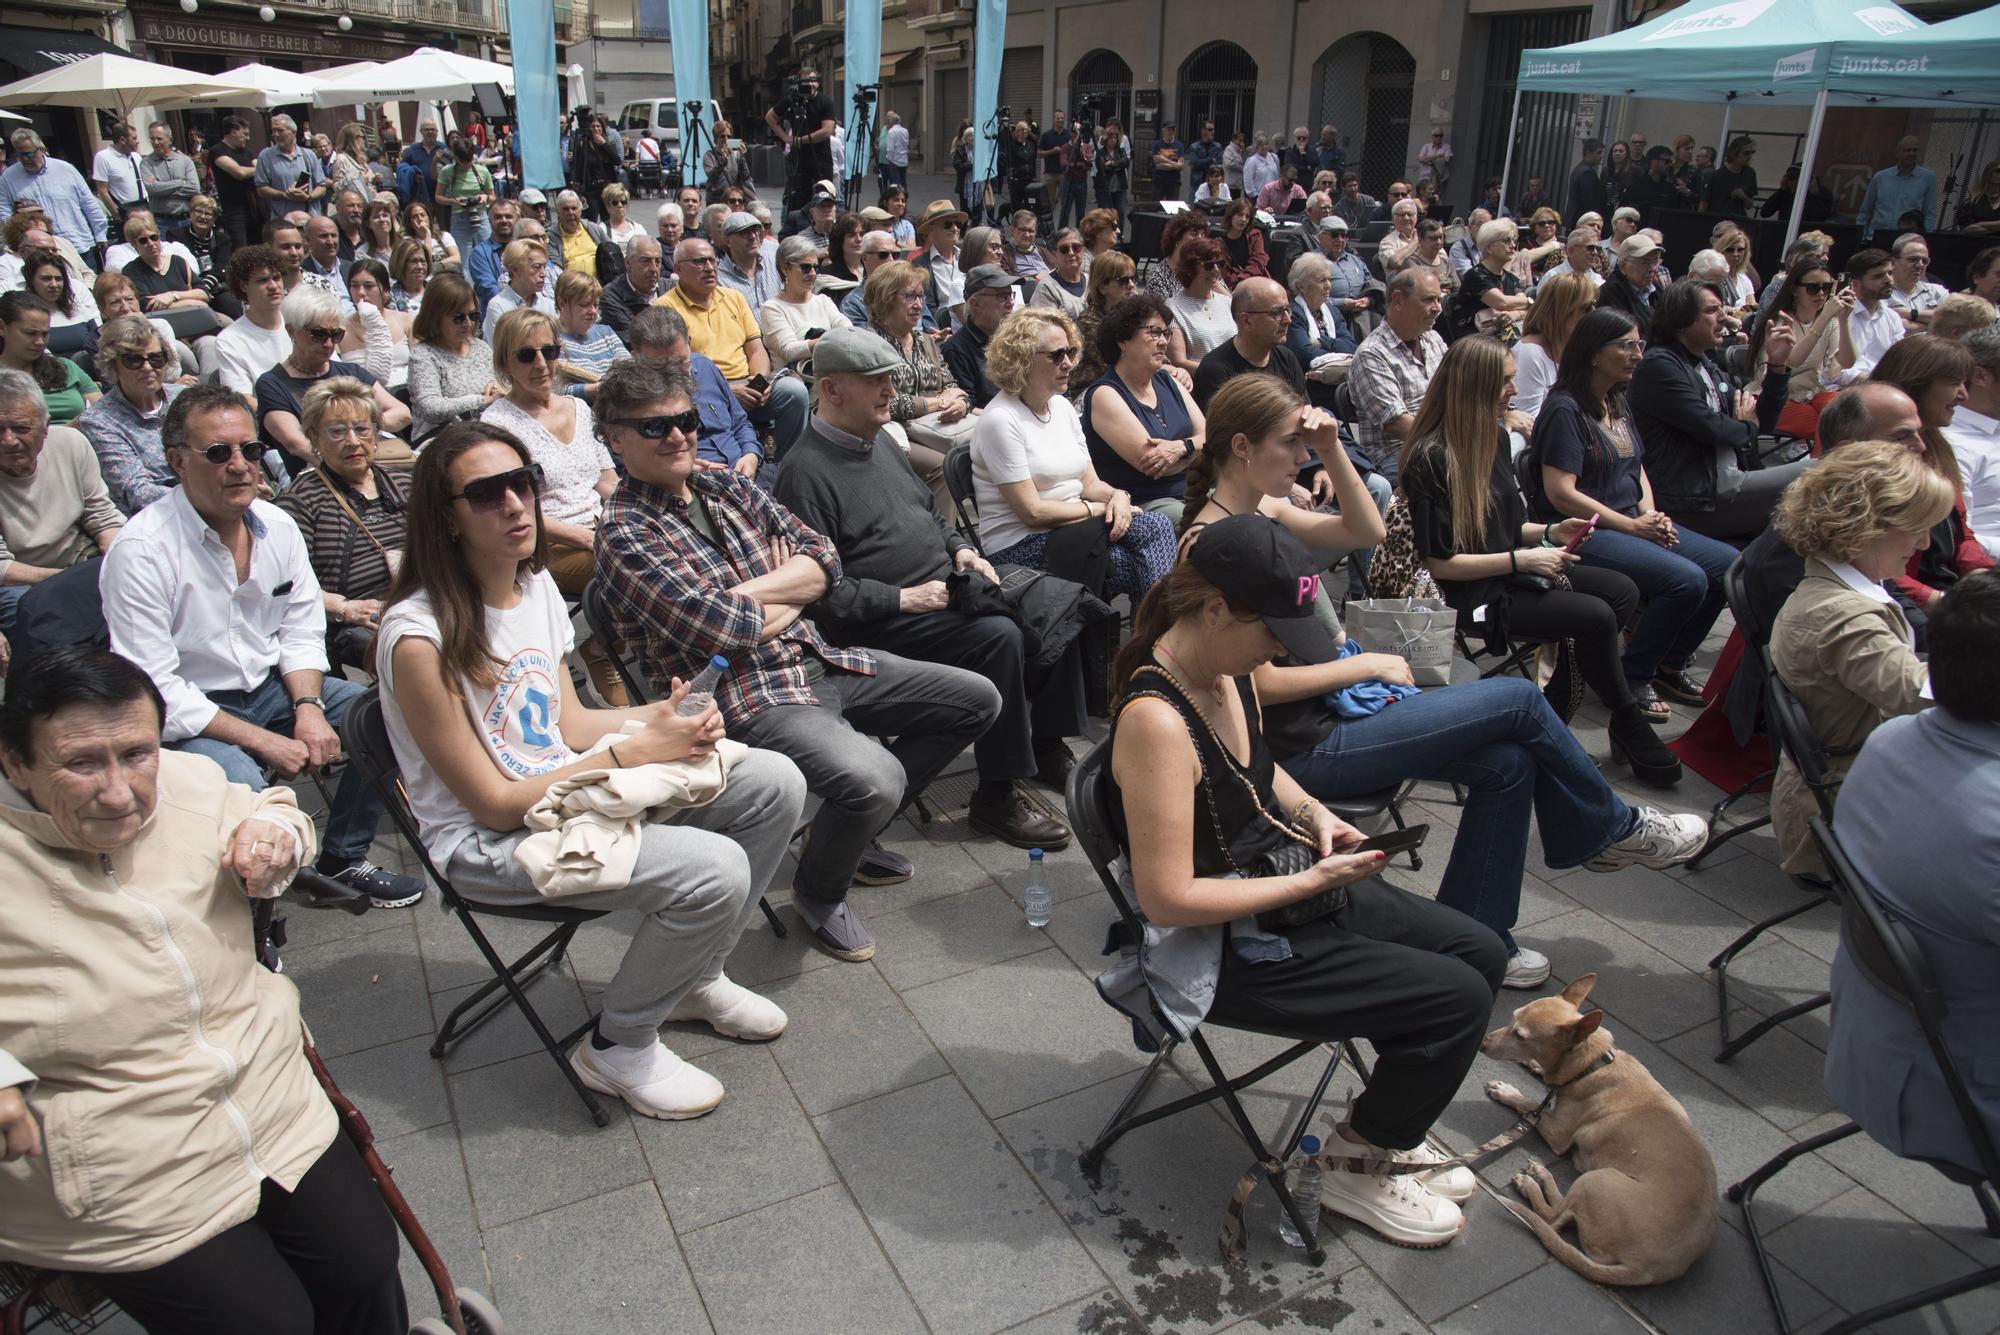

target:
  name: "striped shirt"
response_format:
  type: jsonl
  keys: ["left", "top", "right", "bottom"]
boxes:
{"left": 273, "top": 464, "right": 410, "bottom": 601}
{"left": 559, "top": 322, "right": 626, "bottom": 394}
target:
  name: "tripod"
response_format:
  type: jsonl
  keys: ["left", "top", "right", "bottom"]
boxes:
{"left": 979, "top": 108, "right": 1008, "bottom": 226}
{"left": 845, "top": 89, "right": 877, "bottom": 214}
{"left": 680, "top": 96, "right": 712, "bottom": 199}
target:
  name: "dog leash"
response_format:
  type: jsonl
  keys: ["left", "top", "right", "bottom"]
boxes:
{"left": 1216, "top": 1048, "right": 1619, "bottom": 1263}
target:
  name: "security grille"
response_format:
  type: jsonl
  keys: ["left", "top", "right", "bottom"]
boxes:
{"left": 1476, "top": 9, "right": 1591, "bottom": 216}
{"left": 1311, "top": 33, "right": 1413, "bottom": 197}
{"left": 1180, "top": 41, "right": 1257, "bottom": 151}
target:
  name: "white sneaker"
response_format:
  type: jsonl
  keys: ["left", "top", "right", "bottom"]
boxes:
{"left": 664, "top": 974, "right": 789, "bottom": 1041}
{"left": 1502, "top": 946, "right": 1552, "bottom": 990}
{"left": 1319, "top": 1149, "right": 1466, "bottom": 1248}
{"left": 1382, "top": 1140, "right": 1479, "bottom": 1203}
{"left": 570, "top": 1038, "right": 724, "bottom": 1120}
{"left": 1584, "top": 807, "right": 1709, "bottom": 872}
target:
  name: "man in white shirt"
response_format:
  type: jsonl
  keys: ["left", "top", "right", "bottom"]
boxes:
{"left": 100, "top": 384, "right": 423, "bottom": 907}
{"left": 1834, "top": 247, "right": 1906, "bottom": 386}
{"left": 1539, "top": 228, "right": 1605, "bottom": 290}
{"left": 91, "top": 122, "right": 147, "bottom": 222}
{"left": 882, "top": 112, "right": 909, "bottom": 190}
{"left": 1947, "top": 323, "right": 2000, "bottom": 559}
{"left": 205, "top": 244, "right": 294, "bottom": 396}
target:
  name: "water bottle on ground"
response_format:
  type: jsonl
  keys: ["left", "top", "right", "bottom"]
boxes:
{"left": 1278, "top": 1134, "right": 1323, "bottom": 1247}
{"left": 676, "top": 655, "right": 729, "bottom": 716}
{"left": 1023, "top": 847, "right": 1052, "bottom": 927}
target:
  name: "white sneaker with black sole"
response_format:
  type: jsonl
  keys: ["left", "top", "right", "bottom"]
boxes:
{"left": 1319, "top": 1149, "right": 1466, "bottom": 1248}
{"left": 1583, "top": 807, "right": 1708, "bottom": 873}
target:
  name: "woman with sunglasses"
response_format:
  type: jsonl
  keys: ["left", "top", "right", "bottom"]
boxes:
{"left": 119, "top": 214, "right": 208, "bottom": 313}
{"left": 1029, "top": 228, "right": 1089, "bottom": 320}
{"left": 255, "top": 286, "right": 410, "bottom": 475}
{"left": 275, "top": 376, "right": 408, "bottom": 669}
{"left": 1526, "top": 309, "right": 1741, "bottom": 715}
{"left": 410, "top": 273, "right": 503, "bottom": 445}
{"left": 1755, "top": 260, "right": 1850, "bottom": 441}
{"left": 388, "top": 236, "right": 432, "bottom": 314}
{"left": 339, "top": 256, "right": 413, "bottom": 390}
{"left": 481, "top": 308, "right": 626, "bottom": 704}
{"left": 1713, "top": 223, "right": 1759, "bottom": 316}
{"left": 760, "top": 234, "right": 851, "bottom": 374}
{"left": 1164, "top": 237, "right": 1235, "bottom": 376}
{"left": 0, "top": 292, "right": 98, "bottom": 426}
{"left": 91, "top": 271, "right": 191, "bottom": 382}
{"left": 375, "top": 415, "right": 805, "bottom": 1120}
{"left": 77, "top": 315, "right": 183, "bottom": 513}
{"left": 1068, "top": 250, "right": 1138, "bottom": 398}
{"left": 971, "top": 307, "right": 1176, "bottom": 597}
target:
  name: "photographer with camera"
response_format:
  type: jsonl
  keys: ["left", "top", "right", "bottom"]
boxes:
{"left": 765, "top": 68, "right": 838, "bottom": 214}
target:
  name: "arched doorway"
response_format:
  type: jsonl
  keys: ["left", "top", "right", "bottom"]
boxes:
{"left": 1311, "top": 32, "right": 1415, "bottom": 196}
{"left": 1069, "top": 48, "right": 1132, "bottom": 139}
{"left": 1179, "top": 41, "right": 1256, "bottom": 149}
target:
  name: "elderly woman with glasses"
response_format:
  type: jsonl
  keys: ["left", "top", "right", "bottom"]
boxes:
{"left": 409, "top": 273, "right": 503, "bottom": 444}
{"left": 76, "top": 315, "right": 186, "bottom": 513}
{"left": 119, "top": 214, "right": 208, "bottom": 312}
{"left": 1080, "top": 294, "right": 1205, "bottom": 526}
{"left": 254, "top": 286, "right": 409, "bottom": 475}
{"left": 760, "top": 233, "right": 851, "bottom": 373}
{"left": 275, "top": 376, "right": 410, "bottom": 669}
{"left": 1165, "top": 236, "right": 1236, "bottom": 375}
{"left": 1069, "top": 250, "right": 1138, "bottom": 398}
{"left": 970, "top": 306, "right": 1176, "bottom": 596}
{"left": 1449, "top": 219, "right": 1532, "bottom": 342}
{"left": 1029, "top": 227, "right": 1090, "bottom": 320}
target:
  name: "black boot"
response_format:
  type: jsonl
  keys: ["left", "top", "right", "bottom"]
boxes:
{"left": 1607, "top": 706, "right": 1682, "bottom": 788}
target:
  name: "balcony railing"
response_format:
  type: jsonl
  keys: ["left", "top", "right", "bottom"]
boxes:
{"left": 391, "top": 0, "right": 496, "bottom": 30}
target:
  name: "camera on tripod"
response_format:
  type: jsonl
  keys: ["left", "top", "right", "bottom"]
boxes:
{"left": 852, "top": 83, "right": 878, "bottom": 107}
{"left": 1073, "top": 93, "right": 1104, "bottom": 134}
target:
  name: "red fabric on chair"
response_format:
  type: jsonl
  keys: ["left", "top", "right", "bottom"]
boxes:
{"left": 1667, "top": 629, "right": 1774, "bottom": 795}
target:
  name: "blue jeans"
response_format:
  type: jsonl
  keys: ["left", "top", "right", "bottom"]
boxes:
{"left": 0, "top": 584, "right": 26, "bottom": 634}
{"left": 745, "top": 374, "right": 809, "bottom": 461}
{"left": 176, "top": 673, "right": 385, "bottom": 867}
{"left": 1278, "top": 676, "right": 1636, "bottom": 951}
{"left": 1577, "top": 525, "right": 1737, "bottom": 685}
{"left": 448, "top": 208, "right": 491, "bottom": 256}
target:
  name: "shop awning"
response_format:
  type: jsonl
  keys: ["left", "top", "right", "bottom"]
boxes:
{"left": 879, "top": 47, "right": 921, "bottom": 80}
{"left": 0, "top": 26, "right": 127, "bottom": 83}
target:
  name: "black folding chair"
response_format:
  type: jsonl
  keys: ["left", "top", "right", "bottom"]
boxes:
{"left": 1729, "top": 815, "right": 2000, "bottom": 1335}
{"left": 1065, "top": 738, "right": 1366, "bottom": 1267}
{"left": 1709, "top": 660, "right": 1835, "bottom": 1063}
{"left": 942, "top": 442, "right": 983, "bottom": 556}
{"left": 340, "top": 690, "right": 613, "bottom": 1127}
{"left": 1686, "top": 556, "right": 1777, "bottom": 869}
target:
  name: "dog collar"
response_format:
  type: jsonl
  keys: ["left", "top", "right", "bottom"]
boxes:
{"left": 1545, "top": 1046, "right": 1618, "bottom": 1092}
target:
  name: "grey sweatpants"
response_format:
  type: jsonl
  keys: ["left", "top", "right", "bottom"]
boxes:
{"left": 446, "top": 747, "right": 807, "bottom": 1048}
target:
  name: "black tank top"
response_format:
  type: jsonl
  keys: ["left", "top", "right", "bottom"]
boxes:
{"left": 1111, "top": 658, "right": 1303, "bottom": 877}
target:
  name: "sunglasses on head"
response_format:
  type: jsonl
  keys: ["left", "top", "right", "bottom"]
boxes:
{"left": 118, "top": 350, "right": 174, "bottom": 370}
{"left": 513, "top": 343, "right": 561, "bottom": 365}
{"left": 609, "top": 409, "right": 701, "bottom": 439}
{"left": 183, "top": 441, "right": 258, "bottom": 466}
{"left": 450, "top": 463, "right": 545, "bottom": 510}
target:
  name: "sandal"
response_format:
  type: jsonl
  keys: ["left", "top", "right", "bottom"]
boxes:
{"left": 1630, "top": 683, "right": 1672, "bottom": 723}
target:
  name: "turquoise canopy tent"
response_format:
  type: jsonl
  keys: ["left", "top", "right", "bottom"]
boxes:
{"left": 1825, "top": 3, "right": 2000, "bottom": 105}
{"left": 1509, "top": 0, "right": 1929, "bottom": 247}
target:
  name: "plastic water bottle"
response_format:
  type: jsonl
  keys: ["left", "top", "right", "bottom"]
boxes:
{"left": 676, "top": 655, "right": 729, "bottom": 716}
{"left": 1278, "top": 1135, "right": 1323, "bottom": 1247}
{"left": 1023, "top": 848, "right": 1053, "bottom": 927}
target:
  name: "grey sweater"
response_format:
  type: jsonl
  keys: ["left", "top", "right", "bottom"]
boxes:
{"left": 408, "top": 338, "right": 494, "bottom": 442}
{"left": 0, "top": 425, "right": 122, "bottom": 579}
{"left": 773, "top": 417, "right": 971, "bottom": 626}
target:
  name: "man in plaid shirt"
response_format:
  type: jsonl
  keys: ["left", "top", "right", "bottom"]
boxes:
{"left": 593, "top": 358, "right": 1000, "bottom": 963}
{"left": 1347, "top": 268, "right": 1446, "bottom": 482}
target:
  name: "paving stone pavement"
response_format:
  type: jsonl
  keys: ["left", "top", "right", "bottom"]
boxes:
{"left": 218, "top": 612, "right": 1994, "bottom": 1335}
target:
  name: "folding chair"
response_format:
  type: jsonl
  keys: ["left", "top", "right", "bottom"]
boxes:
{"left": 1066, "top": 738, "right": 1367, "bottom": 1267}
{"left": 1729, "top": 815, "right": 2000, "bottom": 1335}
{"left": 340, "top": 689, "right": 613, "bottom": 1127}
{"left": 1708, "top": 659, "right": 1835, "bottom": 1063}
{"left": 1686, "top": 556, "right": 1776, "bottom": 869}
{"left": 942, "top": 442, "right": 982, "bottom": 555}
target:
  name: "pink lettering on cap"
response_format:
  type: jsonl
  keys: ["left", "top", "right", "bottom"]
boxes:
{"left": 1296, "top": 574, "right": 1319, "bottom": 607}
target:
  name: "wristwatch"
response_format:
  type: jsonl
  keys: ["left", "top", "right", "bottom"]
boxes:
{"left": 1179, "top": 437, "right": 1196, "bottom": 461}
{"left": 292, "top": 695, "right": 324, "bottom": 713}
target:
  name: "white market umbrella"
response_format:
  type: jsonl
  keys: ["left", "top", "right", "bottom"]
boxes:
{"left": 156, "top": 63, "right": 326, "bottom": 111}
{"left": 0, "top": 53, "right": 261, "bottom": 120}
{"left": 309, "top": 47, "right": 513, "bottom": 109}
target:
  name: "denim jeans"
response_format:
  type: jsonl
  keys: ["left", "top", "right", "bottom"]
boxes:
{"left": 448, "top": 208, "right": 491, "bottom": 256}
{"left": 1577, "top": 525, "right": 1738, "bottom": 685}
{"left": 1277, "top": 676, "right": 1636, "bottom": 951}
{"left": 175, "top": 673, "right": 385, "bottom": 867}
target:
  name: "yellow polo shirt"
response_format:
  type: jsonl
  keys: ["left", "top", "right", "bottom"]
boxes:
{"left": 655, "top": 283, "right": 760, "bottom": 380}
{"left": 559, "top": 223, "right": 598, "bottom": 275}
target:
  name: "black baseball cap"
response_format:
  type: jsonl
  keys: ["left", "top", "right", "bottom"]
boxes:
{"left": 1186, "top": 515, "right": 1341, "bottom": 664}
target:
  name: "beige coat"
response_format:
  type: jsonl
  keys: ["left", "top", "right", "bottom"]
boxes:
{"left": 0, "top": 751, "right": 331, "bottom": 1273}
{"left": 1768, "top": 558, "right": 1929, "bottom": 875}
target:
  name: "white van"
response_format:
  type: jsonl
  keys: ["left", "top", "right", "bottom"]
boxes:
{"left": 616, "top": 99, "right": 680, "bottom": 159}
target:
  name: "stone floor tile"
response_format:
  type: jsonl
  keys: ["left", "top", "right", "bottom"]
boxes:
{"left": 817, "top": 1075, "right": 1106, "bottom": 1334}
{"left": 1795, "top": 1111, "right": 2000, "bottom": 1267}
{"left": 1762, "top": 1186, "right": 2000, "bottom": 1334}
{"left": 1339, "top": 1191, "right": 1553, "bottom": 1324}
{"left": 1660, "top": 1010, "right": 1838, "bottom": 1133}
{"left": 447, "top": 1050, "right": 651, "bottom": 1228}
{"left": 431, "top": 966, "right": 592, "bottom": 1075}
{"left": 1550, "top": 860, "right": 1754, "bottom": 974}
{"left": 1216, "top": 1267, "right": 1432, "bottom": 1332}
{"left": 680, "top": 1184, "right": 927, "bottom": 1335}
{"left": 323, "top": 1031, "right": 453, "bottom": 1141}
{"left": 285, "top": 924, "right": 437, "bottom": 1060}
{"left": 995, "top": 1290, "right": 1149, "bottom": 1335}
{"left": 636, "top": 1043, "right": 838, "bottom": 1234}
{"left": 1427, "top": 1258, "right": 1641, "bottom": 1333}
{"left": 277, "top": 888, "right": 415, "bottom": 952}
{"left": 960, "top": 819, "right": 1107, "bottom": 905}
{"left": 721, "top": 904, "right": 840, "bottom": 989}
{"left": 1519, "top": 909, "right": 1719, "bottom": 1044}
{"left": 1037, "top": 892, "right": 1121, "bottom": 983}
{"left": 854, "top": 825, "right": 1014, "bottom": 915}
{"left": 482, "top": 1182, "right": 710, "bottom": 1335}
{"left": 866, "top": 882, "right": 1060, "bottom": 992}
{"left": 760, "top": 959, "right": 949, "bottom": 1116}
{"left": 904, "top": 949, "right": 1148, "bottom": 1120}
{"left": 372, "top": 1121, "right": 492, "bottom": 1316}
{"left": 412, "top": 904, "right": 568, "bottom": 998}
{"left": 1627, "top": 1205, "right": 1836, "bottom": 1334}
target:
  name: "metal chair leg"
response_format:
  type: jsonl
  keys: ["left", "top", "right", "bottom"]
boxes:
{"left": 1687, "top": 765, "right": 1776, "bottom": 869}
{"left": 1190, "top": 1031, "right": 1332, "bottom": 1267}
{"left": 1714, "top": 992, "right": 1829, "bottom": 1065}
{"left": 1080, "top": 1040, "right": 1178, "bottom": 1178}
{"left": 758, "top": 894, "right": 788, "bottom": 938}
{"left": 1728, "top": 1121, "right": 1863, "bottom": 1334}
{"left": 1709, "top": 891, "right": 1829, "bottom": 1062}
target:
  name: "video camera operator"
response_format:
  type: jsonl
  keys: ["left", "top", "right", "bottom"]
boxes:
{"left": 1000, "top": 113, "right": 1040, "bottom": 220}
{"left": 766, "top": 67, "right": 838, "bottom": 213}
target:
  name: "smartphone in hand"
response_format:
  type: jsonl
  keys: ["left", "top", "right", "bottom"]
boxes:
{"left": 1562, "top": 514, "right": 1600, "bottom": 554}
{"left": 744, "top": 373, "right": 772, "bottom": 392}
{"left": 1353, "top": 824, "right": 1429, "bottom": 858}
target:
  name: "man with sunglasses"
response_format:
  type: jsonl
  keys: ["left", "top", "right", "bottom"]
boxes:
{"left": 601, "top": 235, "right": 668, "bottom": 341}
{"left": 101, "top": 385, "right": 424, "bottom": 910}
{"left": 0, "top": 369, "right": 123, "bottom": 636}
{"left": 0, "top": 130, "right": 107, "bottom": 260}
{"left": 593, "top": 353, "right": 1001, "bottom": 962}
{"left": 628, "top": 306, "right": 764, "bottom": 478}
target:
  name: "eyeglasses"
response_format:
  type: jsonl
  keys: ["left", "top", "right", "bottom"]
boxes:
{"left": 1798, "top": 281, "right": 1835, "bottom": 294}
{"left": 1137, "top": 325, "right": 1169, "bottom": 341}
{"left": 1055, "top": 244, "right": 1084, "bottom": 255}
{"left": 317, "top": 422, "right": 374, "bottom": 441}
{"left": 608, "top": 409, "right": 701, "bottom": 439}
{"left": 1038, "top": 346, "right": 1078, "bottom": 366}
{"left": 1610, "top": 339, "right": 1643, "bottom": 352}
{"left": 450, "top": 463, "right": 545, "bottom": 510}
{"left": 1112, "top": 275, "right": 1136, "bottom": 287}
{"left": 1246, "top": 306, "right": 1291, "bottom": 320}
{"left": 182, "top": 441, "right": 258, "bottom": 466}
{"left": 681, "top": 255, "right": 719, "bottom": 269}
{"left": 791, "top": 261, "right": 820, "bottom": 274}
{"left": 1387, "top": 190, "right": 1409, "bottom": 199}
{"left": 513, "top": 343, "right": 562, "bottom": 365}
{"left": 117, "top": 350, "right": 174, "bottom": 371}
{"left": 451, "top": 310, "right": 477, "bottom": 325}
{"left": 306, "top": 326, "right": 344, "bottom": 344}
{"left": 131, "top": 233, "right": 160, "bottom": 244}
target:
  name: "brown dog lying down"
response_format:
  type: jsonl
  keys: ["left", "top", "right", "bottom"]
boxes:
{"left": 1480, "top": 973, "right": 1718, "bottom": 1286}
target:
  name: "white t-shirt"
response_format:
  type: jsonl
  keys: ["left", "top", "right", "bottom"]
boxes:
{"left": 207, "top": 316, "right": 292, "bottom": 396}
{"left": 1512, "top": 340, "right": 1558, "bottom": 421}
{"left": 970, "top": 391, "right": 1089, "bottom": 555}
{"left": 375, "top": 571, "right": 579, "bottom": 865}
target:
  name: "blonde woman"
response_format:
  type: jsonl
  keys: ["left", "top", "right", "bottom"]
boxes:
{"left": 1509, "top": 207, "right": 1565, "bottom": 287}
{"left": 1714, "top": 224, "right": 1758, "bottom": 312}
{"left": 1069, "top": 250, "right": 1137, "bottom": 396}
{"left": 601, "top": 183, "right": 645, "bottom": 247}
{"left": 1512, "top": 272, "right": 1596, "bottom": 421}
{"left": 388, "top": 236, "right": 431, "bottom": 312}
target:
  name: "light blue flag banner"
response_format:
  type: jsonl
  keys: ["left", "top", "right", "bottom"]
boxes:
{"left": 507, "top": 0, "right": 563, "bottom": 191}
{"left": 842, "top": 0, "right": 883, "bottom": 183}
{"left": 971, "top": 0, "right": 1007, "bottom": 185}
{"left": 668, "top": 0, "right": 710, "bottom": 179}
